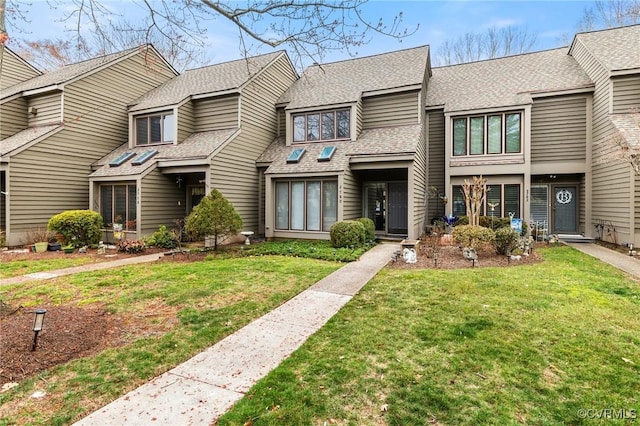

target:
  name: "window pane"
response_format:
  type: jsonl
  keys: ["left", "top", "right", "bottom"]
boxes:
{"left": 452, "top": 185, "right": 466, "bottom": 217}
{"left": 114, "top": 186, "right": 127, "bottom": 224}
{"left": 306, "top": 181, "right": 321, "bottom": 231}
{"left": 293, "top": 115, "right": 305, "bottom": 142}
{"left": 276, "top": 182, "right": 289, "bottom": 229}
{"left": 486, "top": 185, "right": 501, "bottom": 218}
{"left": 307, "top": 114, "right": 320, "bottom": 141}
{"left": 487, "top": 115, "right": 502, "bottom": 154}
{"left": 336, "top": 110, "right": 350, "bottom": 139}
{"left": 136, "top": 117, "right": 148, "bottom": 145}
{"left": 127, "top": 185, "right": 137, "bottom": 230}
{"left": 163, "top": 114, "right": 174, "bottom": 142}
{"left": 321, "top": 112, "right": 335, "bottom": 140}
{"left": 322, "top": 181, "right": 338, "bottom": 231}
{"left": 291, "top": 182, "right": 305, "bottom": 230}
{"left": 470, "top": 117, "right": 484, "bottom": 155}
{"left": 504, "top": 184, "right": 520, "bottom": 217}
{"left": 453, "top": 118, "right": 467, "bottom": 156}
{"left": 505, "top": 113, "right": 521, "bottom": 153}
{"left": 100, "top": 186, "right": 113, "bottom": 224}
{"left": 150, "top": 116, "right": 162, "bottom": 142}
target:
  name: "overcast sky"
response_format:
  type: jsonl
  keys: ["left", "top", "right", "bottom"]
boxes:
{"left": 11, "top": 0, "right": 599, "bottom": 68}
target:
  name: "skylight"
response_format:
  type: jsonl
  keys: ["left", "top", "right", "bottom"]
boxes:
{"left": 317, "top": 146, "right": 336, "bottom": 162}
{"left": 131, "top": 149, "right": 159, "bottom": 166}
{"left": 287, "top": 148, "right": 306, "bottom": 163}
{"left": 109, "top": 152, "right": 135, "bottom": 167}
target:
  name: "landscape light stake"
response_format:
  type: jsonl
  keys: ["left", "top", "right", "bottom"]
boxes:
{"left": 31, "top": 309, "right": 46, "bottom": 351}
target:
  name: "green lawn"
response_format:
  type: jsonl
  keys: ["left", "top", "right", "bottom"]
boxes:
{"left": 0, "top": 256, "right": 100, "bottom": 279}
{"left": 0, "top": 256, "right": 340, "bottom": 425}
{"left": 220, "top": 246, "right": 640, "bottom": 425}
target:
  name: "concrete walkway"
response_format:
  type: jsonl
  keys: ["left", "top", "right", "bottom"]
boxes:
{"left": 0, "top": 253, "right": 165, "bottom": 286}
{"left": 565, "top": 242, "right": 640, "bottom": 279}
{"left": 73, "top": 243, "right": 398, "bottom": 426}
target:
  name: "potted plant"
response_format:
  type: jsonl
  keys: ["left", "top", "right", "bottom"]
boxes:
{"left": 63, "top": 244, "right": 74, "bottom": 254}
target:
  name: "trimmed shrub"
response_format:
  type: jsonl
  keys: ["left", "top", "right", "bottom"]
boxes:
{"left": 452, "top": 225, "right": 495, "bottom": 250}
{"left": 329, "top": 220, "right": 366, "bottom": 248}
{"left": 356, "top": 217, "right": 376, "bottom": 242}
{"left": 146, "top": 225, "right": 179, "bottom": 249}
{"left": 494, "top": 227, "right": 520, "bottom": 255}
{"left": 48, "top": 210, "right": 103, "bottom": 246}
{"left": 455, "top": 215, "right": 528, "bottom": 235}
{"left": 117, "top": 239, "right": 146, "bottom": 253}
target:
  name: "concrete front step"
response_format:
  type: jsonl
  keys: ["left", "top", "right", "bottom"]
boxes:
{"left": 557, "top": 234, "right": 596, "bottom": 243}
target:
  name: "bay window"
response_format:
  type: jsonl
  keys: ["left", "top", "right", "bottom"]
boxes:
{"left": 275, "top": 180, "right": 338, "bottom": 231}
{"left": 452, "top": 112, "right": 521, "bottom": 156}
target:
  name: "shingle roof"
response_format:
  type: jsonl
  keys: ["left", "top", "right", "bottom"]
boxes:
{"left": 1, "top": 46, "right": 145, "bottom": 100}
{"left": 610, "top": 113, "right": 640, "bottom": 147}
{"left": 260, "top": 124, "right": 421, "bottom": 174}
{"left": 572, "top": 25, "right": 640, "bottom": 72}
{"left": 278, "top": 46, "right": 429, "bottom": 109}
{"left": 426, "top": 47, "right": 593, "bottom": 113}
{"left": 130, "top": 51, "right": 285, "bottom": 112}
{"left": 0, "top": 125, "right": 62, "bottom": 156}
{"left": 90, "top": 128, "right": 239, "bottom": 177}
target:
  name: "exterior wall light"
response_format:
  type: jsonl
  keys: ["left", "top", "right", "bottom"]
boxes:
{"left": 31, "top": 309, "right": 47, "bottom": 351}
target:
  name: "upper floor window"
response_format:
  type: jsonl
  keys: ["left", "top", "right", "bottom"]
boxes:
{"left": 135, "top": 113, "right": 174, "bottom": 145}
{"left": 293, "top": 109, "right": 350, "bottom": 142}
{"left": 453, "top": 112, "right": 521, "bottom": 156}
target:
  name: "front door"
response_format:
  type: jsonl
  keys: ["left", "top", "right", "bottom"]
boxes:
{"left": 553, "top": 186, "right": 578, "bottom": 233}
{"left": 387, "top": 182, "right": 408, "bottom": 235}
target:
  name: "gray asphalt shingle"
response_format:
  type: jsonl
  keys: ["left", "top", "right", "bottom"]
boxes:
{"left": 573, "top": 25, "right": 640, "bottom": 72}
{"left": 0, "top": 125, "right": 62, "bottom": 156}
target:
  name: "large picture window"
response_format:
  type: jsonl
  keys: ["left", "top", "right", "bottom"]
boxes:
{"left": 100, "top": 184, "right": 137, "bottom": 230}
{"left": 135, "top": 112, "right": 174, "bottom": 145}
{"left": 275, "top": 180, "right": 338, "bottom": 231}
{"left": 452, "top": 112, "right": 521, "bottom": 156}
{"left": 293, "top": 109, "right": 350, "bottom": 142}
{"left": 451, "top": 183, "right": 521, "bottom": 218}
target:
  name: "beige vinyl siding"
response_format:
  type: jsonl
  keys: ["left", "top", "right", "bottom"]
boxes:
{"left": 63, "top": 50, "right": 176, "bottom": 156}
{"left": 8, "top": 131, "right": 94, "bottom": 241}
{"left": 140, "top": 168, "right": 185, "bottom": 236}
{"left": 411, "top": 126, "right": 427, "bottom": 238}
{"left": 210, "top": 54, "right": 297, "bottom": 233}
{"left": 27, "top": 92, "right": 62, "bottom": 127}
{"left": 341, "top": 169, "right": 361, "bottom": 221}
{"left": 0, "top": 97, "right": 27, "bottom": 139}
{"left": 177, "top": 101, "right": 194, "bottom": 143}
{"left": 572, "top": 38, "right": 631, "bottom": 240}
{"left": 1, "top": 51, "right": 40, "bottom": 89}
{"left": 636, "top": 173, "right": 640, "bottom": 233}
{"left": 427, "top": 110, "right": 445, "bottom": 220}
{"left": 0, "top": 172, "right": 5, "bottom": 229}
{"left": 276, "top": 107, "right": 286, "bottom": 137}
{"left": 361, "top": 90, "right": 419, "bottom": 129}
{"left": 612, "top": 76, "right": 640, "bottom": 113}
{"left": 193, "top": 95, "right": 239, "bottom": 131}
{"left": 531, "top": 95, "right": 587, "bottom": 162}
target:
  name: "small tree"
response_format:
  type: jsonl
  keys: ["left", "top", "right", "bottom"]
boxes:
{"left": 461, "top": 176, "right": 489, "bottom": 226}
{"left": 185, "top": 189, "right": 242, "bottom": 250}
{"left": 596, "top": 110, "right": 640, "bottom": 175}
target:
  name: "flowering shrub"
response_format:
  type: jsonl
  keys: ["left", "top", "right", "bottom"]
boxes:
{"left": 117, "top": 239, "right": 146, "bottom": 253}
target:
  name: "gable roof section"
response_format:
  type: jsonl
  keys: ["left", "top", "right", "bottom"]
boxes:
{"left": 90, "top": 128, "right": 240, "bottom": 177}
{"left": 571, "top": 25, "right": 640, "bottom": 73}
{"left": 259, "top": 124, "right": 422, "bottom": 174}
{"left": 426, "top": 47, "right": 593, "bottom": 113}
{"left": 0, "top": 125, "right": 63, "bottom": 157}
{"left": 1, "top": 45, "right": 174, "bottom": 100}
{"left": 278, "top": 46, "right": 429, "bottom": 109}
{"left": 129, "top": 51, "right": 287, "bottom": 112}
